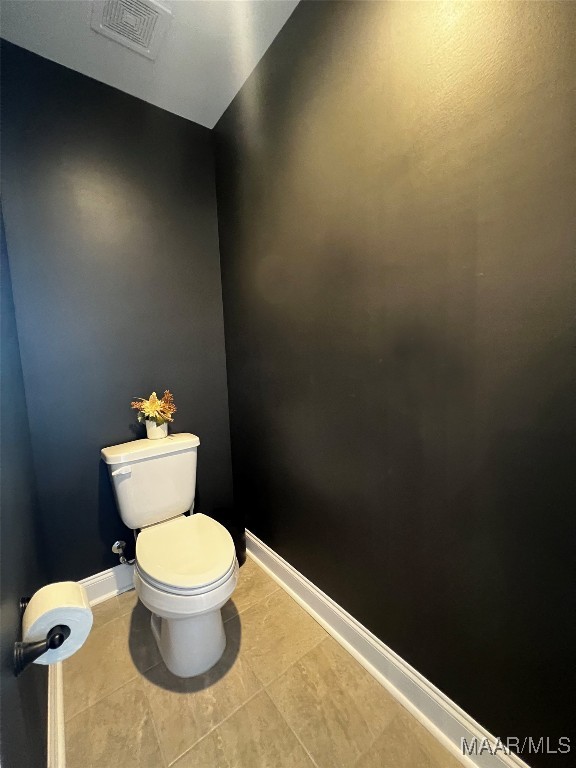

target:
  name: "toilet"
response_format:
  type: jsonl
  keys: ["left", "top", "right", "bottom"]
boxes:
{"left": 101, "top": 433, "right": 238, "bottom": 677}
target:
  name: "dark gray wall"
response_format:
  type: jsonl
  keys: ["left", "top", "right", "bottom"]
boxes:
{"left": 215, "top": 2, "right": 576, "bottom": 763}
{"left": 1, "top": 207, "right": 48, "bottom": 768}
{"left": 1, "top": 41, "right": 233, "bottom": 581}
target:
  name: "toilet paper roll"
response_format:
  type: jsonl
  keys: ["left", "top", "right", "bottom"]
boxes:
{"left": 22, "top": 582, "right": 93, "bottom": 665}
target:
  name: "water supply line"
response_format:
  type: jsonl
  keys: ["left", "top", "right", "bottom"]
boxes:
{"left": 111, "top": 535, "right": 136, "bottom": 565}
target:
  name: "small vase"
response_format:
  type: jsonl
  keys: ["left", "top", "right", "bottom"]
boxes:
{"left": 146, "top": 420, "right": 168, "bottom": 440}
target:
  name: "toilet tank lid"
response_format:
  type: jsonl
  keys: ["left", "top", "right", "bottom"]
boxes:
{"left": 101, "top": 433, "right": 200, "bottom": 465}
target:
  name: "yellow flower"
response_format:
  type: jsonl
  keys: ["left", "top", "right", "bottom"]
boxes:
{"left": 131, "top": 390, "right": 177, "bottom": 425}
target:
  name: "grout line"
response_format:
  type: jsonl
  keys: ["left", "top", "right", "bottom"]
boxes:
{"left": 90, "top": 615, "right": 121, "bottom": 630}
{"left": 164, "top": 625, "right": 361, "bottom": 768}
{"left": 64, "top": 669, "right": 141, "bottom": 724}
{"left": 222, "top": 585, "right": 282, "bottom": 624}
{"left": 63, "top": 628, "right": 160, "bottom": 725}
{"left": 166, "top": 608, "right": 327, "bottom": 763}
{"left": 166, "top": 688, "right": 265, "bottom": 767}
{"left": 165, "top": 576, "right": 327, "bottom": 766}
{"left": 264, "top": 633, "right": 403, "bottom": 768}
{"left": 221, "top": 550, "right": 282, "bottom": 622}
{"left": 62, "top": 611, "right": 137, "bottom": 721}
{"left": 263, "top": 689, "right": 322, "bottom": 768}
{"left": 260, "top": 633, "right": 327, "bottom": 689}
{"left": 143, "top": 685, "right": 171, "bottom": 768}
{"left": 88, "top": 596, "right": 121, "bottom": 630}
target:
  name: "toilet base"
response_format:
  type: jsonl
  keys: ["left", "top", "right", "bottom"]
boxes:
{"left": 134, "top": 558, "right": 238, "bottom": 678}
{"left": 150, "top": 609, "right": 226, "bottom": 677}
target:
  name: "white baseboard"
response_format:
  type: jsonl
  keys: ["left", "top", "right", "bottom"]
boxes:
{"left": 246, "top": 530, "right": 531, "bottom": 768}
{"left": 79, "top": 563, "right": 134, "bottom": 605}
{"left": 47, "top": 663, "right": 65, "bottom": 768}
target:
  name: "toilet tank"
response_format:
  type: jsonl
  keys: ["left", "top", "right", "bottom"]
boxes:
{"left": 101, "top": 433, "right": 200, "bottom": 529}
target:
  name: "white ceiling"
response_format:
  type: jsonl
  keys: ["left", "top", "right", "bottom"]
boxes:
{"left": 0, "top": 0, "right": 299, "bottom": 128}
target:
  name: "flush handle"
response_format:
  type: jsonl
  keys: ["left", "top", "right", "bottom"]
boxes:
{"left": 111, "top": 466, "right": 131, "bottom": 477}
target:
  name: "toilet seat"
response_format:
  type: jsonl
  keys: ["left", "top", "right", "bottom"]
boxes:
{"left": 136, "top": 559, "right": 236, "bottom": 597}
{"left": 136, "top": 513, "right": 236, "bottom": 594}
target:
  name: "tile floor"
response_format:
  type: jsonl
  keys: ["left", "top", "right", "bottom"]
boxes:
{"left": 64, "top": 556, "right": 464, "bottom": 768}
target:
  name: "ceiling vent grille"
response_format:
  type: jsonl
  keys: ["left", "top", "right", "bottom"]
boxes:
{"left": 90, "top": 0, "right": 172, "bottom": 60}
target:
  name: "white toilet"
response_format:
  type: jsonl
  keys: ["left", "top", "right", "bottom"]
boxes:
{"left": 101, "top": 433, "right": 238, "bottom": 677}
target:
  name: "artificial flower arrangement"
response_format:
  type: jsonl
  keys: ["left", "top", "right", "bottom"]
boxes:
{"left": 131, "top": 390, "right": 177, "bottom": 426}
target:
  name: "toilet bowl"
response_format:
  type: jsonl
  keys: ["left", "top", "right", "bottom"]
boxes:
{"left": 101, "top": 433, "right": 237, "bottom": 677}
{"left": 134, "top": 513, "right": 238, "bottom": 676}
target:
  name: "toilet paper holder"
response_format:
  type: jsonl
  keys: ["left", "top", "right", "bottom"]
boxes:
{"left": 13, "top": 596, "right": 71, "bottom": 677}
